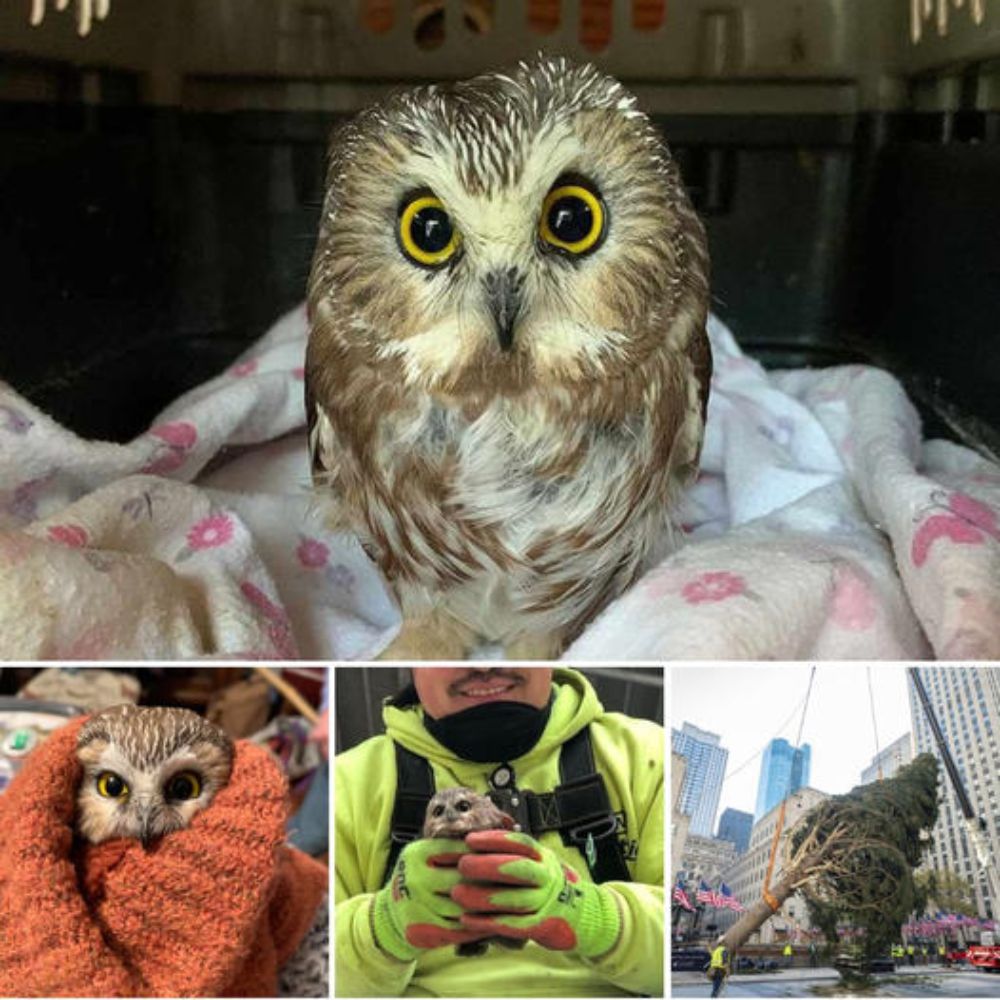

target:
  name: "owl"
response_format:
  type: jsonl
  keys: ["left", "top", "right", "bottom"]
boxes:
{"left": 306, "top": 56, "right": 710, "bottom": 660}
{"left": 75, "top": 704, "right": 234, "bottom": 846}
{"left": 422, "top": 786, "right": 515, "bottom": 840}
{"left": 422, "top": 787, "right": 519, "bottom": 957}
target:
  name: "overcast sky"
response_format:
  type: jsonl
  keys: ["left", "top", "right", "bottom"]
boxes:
{"left": 671, "top": 665, "right": 913, "bottom": 824}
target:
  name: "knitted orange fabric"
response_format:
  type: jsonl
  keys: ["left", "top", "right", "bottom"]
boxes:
{"left": 0, "top": 716, "right": 328, "bottom": 998}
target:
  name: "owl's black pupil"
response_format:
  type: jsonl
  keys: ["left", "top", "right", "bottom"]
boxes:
{"left": 548, "top": 196, "right": 593, "bottom": 244}
{"left": 170, "top": 776, "right": 196, "bottom": 800}
{"left": 433, "top": 804, "right": 445, "bottom": 817}
{"left": 103, "top": 775, "right": 123, "bottom": 796}
{"left": 457, "top": 800, "right": 471, "bottom": 812}
{"left": 411, "top": 207, "right": 452, "bottom": 253}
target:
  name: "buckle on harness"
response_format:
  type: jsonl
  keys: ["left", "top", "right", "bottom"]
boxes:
{"left": 567, "top": 814, "right": 619, "bottom": 844}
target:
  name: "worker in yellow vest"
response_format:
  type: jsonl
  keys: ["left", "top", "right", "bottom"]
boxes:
{"left": 783, "top": 942, "right": 793, "bottom": 968}
{"left": 708, "top": 937, "right": 730, "bottom": 998}
{"left": 906, "top": 943, "right": 915, "bottom": 966}
{"left": 938, "top": 943, "right": 947, "bottom": 965}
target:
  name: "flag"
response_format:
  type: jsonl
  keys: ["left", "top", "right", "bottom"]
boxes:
{"left": 720, "top": 883, "right": 744, "bottom": 912}
{"left": 696, "top": 880, "right": 718, "bottom": 906}
{"left": 673, "top": 883, "right": 694, "bottom": 911}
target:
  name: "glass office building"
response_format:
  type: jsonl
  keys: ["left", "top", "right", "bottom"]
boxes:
{"left": 672, "top": 722, "right": 728, "bottom": 838}
{"left": 754, "top": 738, "right": 811, "bottom": 821}
{"left": 717, "top": 807, "right": 753, "bottom": 855}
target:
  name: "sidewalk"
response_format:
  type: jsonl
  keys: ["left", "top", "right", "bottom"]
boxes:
{"left": 672, "top": 964, "right": 964, "bottom": 987}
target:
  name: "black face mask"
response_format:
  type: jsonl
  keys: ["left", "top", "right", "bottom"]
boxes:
{"left": 423, "top": 695, "right": 553, "bottom": 763}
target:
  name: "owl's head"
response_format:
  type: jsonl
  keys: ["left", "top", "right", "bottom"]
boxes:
{"left": 308, "top": 56, "right": 707, "bottom": 397}
{"left": 75, "top": 704, "right": 234, "bottom": 846}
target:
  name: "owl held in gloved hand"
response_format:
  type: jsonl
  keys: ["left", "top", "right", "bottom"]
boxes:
{"left": 306, "top": 55, "right": 711, "bottom": 661}
{"left": 422, "top": 787, "right": 522, "bottom": 958}
{"left": 75, "top": 704, "right": 234, "bottom": 845}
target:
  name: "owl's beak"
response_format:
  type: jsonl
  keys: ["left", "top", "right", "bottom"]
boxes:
{"left": 483, "top": 268, "right": 523, "bottom": 353}
{"left": 137, "top": 805, "right": 156, "bottom": 847}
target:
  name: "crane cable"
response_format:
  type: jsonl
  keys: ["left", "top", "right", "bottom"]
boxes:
{"left": 868, "top": 665, "right": 883, "bottom": 781}
{"left": 762, "top": 665, "right": 816, "bottom": 913}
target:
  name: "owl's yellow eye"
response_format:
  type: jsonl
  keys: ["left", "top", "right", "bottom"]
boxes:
{"left": 539, "top": 183, "right": 605, "bottom": 255}
{"left": 96, "top": 772, "right": 128, "bottom": 799}
{"left": 398, "top": 194, "right": 461, "bottom": 268}
{"left": 165, "top": 771, "right": 202, "bottom": 801}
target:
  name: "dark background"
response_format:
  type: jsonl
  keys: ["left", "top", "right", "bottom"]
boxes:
{"left": 2, "top": 102, "right": 997, "bottom": 448}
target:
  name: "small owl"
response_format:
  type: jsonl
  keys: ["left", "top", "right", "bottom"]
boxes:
{"left": 422, "top": 786, "right": 514, "bottom": 840}
{"left": 422, "top": 787, "right": 519, "bottom": 957}
{"left": 75, "top": 704, "right": 234, "bottom": 846}
{"left": 306, "top": 56, "right": 710, "bottom": 660}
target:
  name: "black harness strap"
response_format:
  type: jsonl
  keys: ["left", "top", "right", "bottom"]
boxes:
{"left": 382, "top": 741, "right": 435, "bottom": 884}
{"left": 380, "top": 726, "right": 632, "bottom": 886}
{"left": 529, "top": 727, "right": 632, "bottom": 884}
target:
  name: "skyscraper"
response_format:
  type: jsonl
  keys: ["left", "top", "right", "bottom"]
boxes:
{"left": 909, "top": 666, "right": 1000, "bottom": 918}
{"left": 754, "top": 738, "right": 811, "bottom": 821}
{"left": 717, "top": 807, "right": 753, "bottom": 855}
{"left": 672, "top": 722, "right": 728, "bottom": 837}
{"left": 860, "top": 731, "right": 913, "bottom": 786}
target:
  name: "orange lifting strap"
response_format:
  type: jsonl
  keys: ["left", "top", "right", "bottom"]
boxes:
{"left": 761, "top": 666, "right": 816, "bottom": 912}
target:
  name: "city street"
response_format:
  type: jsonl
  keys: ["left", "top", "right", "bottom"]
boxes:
{"left": 672, "top": 966, "right": 1000, "bottom": 997}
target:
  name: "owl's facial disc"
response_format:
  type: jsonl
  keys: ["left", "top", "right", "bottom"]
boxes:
{"left": 76, "top": 741, "right": 226, "bottom": 846}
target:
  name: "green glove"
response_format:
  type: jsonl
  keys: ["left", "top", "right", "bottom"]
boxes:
{"left": 372, "top": 838, "right": 486, "bottom": 962}
{"left": 452, "top": 831, "right": 622, "bottom": 958}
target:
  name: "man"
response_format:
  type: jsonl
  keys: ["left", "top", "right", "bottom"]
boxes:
{"left": 783, "top": 942, "right": 793, "bottom": 968}
{"left": 335, "top": 667, "right": 663, "bottom": 997}
{"left": 708, "top": 936, "right": 729, "bottom": 998}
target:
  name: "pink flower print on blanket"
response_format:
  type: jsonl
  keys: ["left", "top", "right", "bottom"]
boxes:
{"left": 240, "top": 581, "right": 299, "bottom": 659}
{"left": 176, "top": 512, "right": 236, "bottom": 562}
{"left": 296, "top": 536, "right": 330, "bottom": 569}
{"left": 229, "top": 358, "right": 258, "bottom": 377}
{"left": 681, "top": 570, "right": 747, "bottom": 605}
{"left": 188, "top": 513, "right": 234, "bottom": 549}
{"left": 47, "top": 523, "right": 89, "bottom": 548}
{"left": 143, "top": 421, "right": 198, "bottom": 475}
{"left": 911, "top": 492, "right": 1000, "bottom": 568}
{"left": 296, "top": 535, "right": 357, "bottom": 592}
{"left": 829, "top": 564, "right": 877, "bottom": 631}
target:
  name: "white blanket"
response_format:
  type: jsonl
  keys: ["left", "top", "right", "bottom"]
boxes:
{"left": 1, "top": 306, "right": 998, "bottom": 660}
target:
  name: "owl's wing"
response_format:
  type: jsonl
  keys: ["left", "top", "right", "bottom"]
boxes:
{"left": 304, "top": 374, "right": 331, "bottom": 482}
{"left": 304, "top": 376, "right": 352, "bottom": 527}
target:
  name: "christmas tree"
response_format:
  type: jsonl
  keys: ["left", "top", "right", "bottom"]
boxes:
{"left": 720, "top": 753, "right": 939, "bottom": 961}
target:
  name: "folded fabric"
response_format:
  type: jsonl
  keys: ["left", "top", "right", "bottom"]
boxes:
{"left": 565, "top": 320, "right": 1000, "bottom": 660}
{"left": 0, "top": 717, "right": 328, "bottom": 998}
{"left": 0, "top": 304, "right": 399, "bottom": 660}
{"left": 1, "top": 308, "right": 998, "bottom": 660}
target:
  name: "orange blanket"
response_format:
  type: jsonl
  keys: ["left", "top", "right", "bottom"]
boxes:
{"left": 0, "top": 716, "right": 327, "bottom": 997}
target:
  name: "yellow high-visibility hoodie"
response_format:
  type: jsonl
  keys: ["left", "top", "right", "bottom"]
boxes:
{"left": 335, "top": 668, "right": 664, "bottom": 997}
